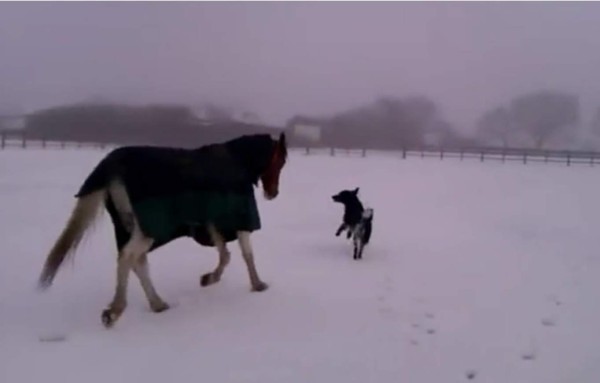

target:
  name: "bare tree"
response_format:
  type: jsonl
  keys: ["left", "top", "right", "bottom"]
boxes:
{"left": 591, "top": 106, "right": 600, "bottom": 137}
{"left": 510, "top": 90, "right": 579, "bottom": 149}
{"left": 476, "top": 106, "right": 513, "bottom": 147}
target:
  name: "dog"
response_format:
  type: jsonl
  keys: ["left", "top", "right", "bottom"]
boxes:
{"left": 332, "top": 187, "right": 374, "bottom": 260}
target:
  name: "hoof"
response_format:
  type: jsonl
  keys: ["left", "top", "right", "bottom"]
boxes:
{"left": 151, "top": 301, "right": 170, "bottom": 313}
{"left": 101, "top": 308, "right": 121, "bottom": 328}
{"left": 200, "top": 273, "right": 219, "bottom": 287}
{"left": 251, "top": 281, "right": 269, "bottom": 292}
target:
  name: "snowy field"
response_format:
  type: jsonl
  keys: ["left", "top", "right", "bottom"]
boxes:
{"left": 1, "top": 147, "right": 600, "bottom": 383}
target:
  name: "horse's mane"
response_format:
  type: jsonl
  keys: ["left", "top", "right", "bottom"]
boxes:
{"left": 220, "top": 134, "right": 286, "bottom": 185}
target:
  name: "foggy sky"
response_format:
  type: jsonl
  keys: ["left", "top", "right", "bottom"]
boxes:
{"left": 1, "top": 2, "right": 600, "bottom": 132}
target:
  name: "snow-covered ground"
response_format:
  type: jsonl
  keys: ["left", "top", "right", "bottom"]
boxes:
{"left": 1, "top": 148, "right": 600, "bottom": 383}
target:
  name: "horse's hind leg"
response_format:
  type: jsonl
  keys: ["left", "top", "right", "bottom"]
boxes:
{"left": 102, "top": 224, "right": 153, "bottom": 328}
{"left": 200, "top": 224, "right": 231, "bottom": 287}
{"left": 237, "top": 231, "right": 268, "bottom": 292}
{"left": 132, "top": 253, "right": 169, "bottom": 312}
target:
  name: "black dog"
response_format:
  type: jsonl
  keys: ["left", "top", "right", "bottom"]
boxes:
{"left": 332, "top": 187, "right": 374, "bottom": 260}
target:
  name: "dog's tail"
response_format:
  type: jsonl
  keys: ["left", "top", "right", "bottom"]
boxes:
{"left": 362, "top": 208, "right": 374, "bottom": 245}
{"left": 37, "top": 189, "right": 107, "bottom": 290}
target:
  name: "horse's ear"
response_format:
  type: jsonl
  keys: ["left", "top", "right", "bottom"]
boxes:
{"left": 278, "top": 132, "right": 286, "bottom": 147}
{"left": 353, "top": 187, "right": 360, "bottom": 194}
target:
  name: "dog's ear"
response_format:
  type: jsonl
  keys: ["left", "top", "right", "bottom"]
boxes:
{"left": 353, "top": 187, "right": 359, "bottom": 195}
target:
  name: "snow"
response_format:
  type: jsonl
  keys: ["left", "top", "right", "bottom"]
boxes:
{"left": 1, "top": 147, "right": 600, "bottom": 382}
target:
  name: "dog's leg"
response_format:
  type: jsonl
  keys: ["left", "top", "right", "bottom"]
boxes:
{"left": 357, "top": 239, "right": 364, "bottom": 260}
{"left": 200, "top": 224, "right": 231, "bottom": 287}
{"left": 353, "top": 229, "right": 364, "bottom": 260}
{"left": 237, "top": 231, "right": 268, "bottom": 292}
{"left": 132, "top": 253, "right": 169, "bottom": 313}
{"left": 335, "top": 223, "right": 346, "bottom": 237}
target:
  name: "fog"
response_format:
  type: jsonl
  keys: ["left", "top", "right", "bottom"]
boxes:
{"left": 1, "top": 2, "right": 600, "bottom": 132}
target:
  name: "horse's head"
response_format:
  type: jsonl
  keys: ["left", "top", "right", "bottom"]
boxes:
{"left": 260, "top": 132, "right": 287, "bottom": 200}
{"left": 225, "top": 132, "right": 288, "bottom": 200}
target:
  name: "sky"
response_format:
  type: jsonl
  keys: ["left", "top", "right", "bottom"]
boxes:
{"left": 1, "top": 2, "right": 600, "bottom": 133}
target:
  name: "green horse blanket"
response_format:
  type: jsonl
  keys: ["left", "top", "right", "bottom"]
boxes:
{"left": 76, "top": 137, "right": 274, "bottom": 252}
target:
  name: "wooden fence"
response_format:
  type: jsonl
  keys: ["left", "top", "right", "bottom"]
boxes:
{"left": 2, "top": 130, "right": 600, "bottom": 167}
{"left": 296, "top": 146, "right": 600, "bottom": 167}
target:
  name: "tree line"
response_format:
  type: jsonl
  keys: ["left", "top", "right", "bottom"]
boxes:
{"left": 286, "top": 89, "right": 586, "bottom": 150}
{"left": 3, "top": 88, "right": 598, "bottom": 151}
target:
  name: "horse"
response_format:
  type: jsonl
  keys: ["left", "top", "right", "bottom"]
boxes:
{"left": 37, "top": 133, "right": 288, "bottom": 328}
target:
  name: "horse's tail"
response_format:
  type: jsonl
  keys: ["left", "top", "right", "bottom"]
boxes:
{"left": 37, "top": 152, "right": 117, "bottom": 290}
{"left": 37, "top": 189, "right": 107, "bottom": 290}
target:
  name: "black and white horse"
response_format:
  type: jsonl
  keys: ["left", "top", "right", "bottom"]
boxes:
{"left": 38, "top": 133, "right": 288, "bottom": 328}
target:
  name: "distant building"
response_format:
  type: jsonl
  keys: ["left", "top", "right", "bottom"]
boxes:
{"left": 285, "top": 115, "right": 326, "bottom": 146}
{"left": 191, "top": 105, "right": 263, "bottom": 125}
{"left": 292, "top": 123, "right": 322, "bottom": 143}
{"left": 0, "top": 115, "right": 26, "bottom": 130}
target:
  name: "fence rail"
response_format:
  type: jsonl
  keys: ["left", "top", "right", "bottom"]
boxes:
{"left": 2, "top": 130, "right": 600, "bottom": 167}
{"left": 294, "top": 146, "right": 600, "bottom": 167}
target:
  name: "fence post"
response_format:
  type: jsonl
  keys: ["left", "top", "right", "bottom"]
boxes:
{"left": 362, "top": 148, "right": 366, "bottom": 157}
{"left": 402, "top": 148, "right": 406, "bottom": 159}
{"left": 480, "top": 151, "right": 484, "bottom": 162}
{"left": 591, "top": 155, "right": 594, "bottom": 167}
{"left": 1, "top": 131, "right": 5, "bottom": 149}
{"left": 567, "top": 152, "right": 571, "bottom": 166}
{"left": 440, "top": 149, "right": 444, "bottom": 160}
{"left": 305, "top": 147, "right": 309, "bottom": 155}
{"left": 330, "top": 147, "right": 334, "bottom": 156}
{"left": 502, "top": 151, "right": 506, "bottom": 163}
{"left": 21, "top": 133, "right": 26, "bottom": 148}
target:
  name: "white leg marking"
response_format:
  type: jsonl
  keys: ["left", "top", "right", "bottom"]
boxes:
{"left": 132, "top": 253, "right": 169, "bottom": 312}
{"left": 237, "top": 231, "right": 268, "bottom": 292}
{"left": 102, "top": 181, "right": 155, "bottom": 327}
{"left": 109, "top": 179, "right": 136, "bottom": 232}
{"left": 110, "top": 222, "right": 153, "bottom": 309}
{"left": 201, "top": 224, "right": 231, "bottom": 287}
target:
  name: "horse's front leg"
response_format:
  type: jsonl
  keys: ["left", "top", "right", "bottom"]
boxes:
{"left": 236, "top": 231, "right": 268, "bottom": 292}
{"left": 200, "top": 224, "right": 231, "bottom": 287}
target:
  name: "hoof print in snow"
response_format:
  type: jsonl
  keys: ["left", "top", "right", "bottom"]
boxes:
{"left": 425, "top": 312, "right": 435, "bottom": 319}
{"left": 465, "top": 370, "right": 477, "bottom": 380}
{"left": 411, "top": 323, "right": 420, "bottom": 329}
{"left": 541, "top": 318, "right": 556, "bottom": 327}
{"left": 426, "top": 328, "right": 436, "bottom": 335}
{"left": 38, "top": 334, "right": 67, "bottom": 343}
{"left": 378, "top": 307, "right": 394, "bottom": 315}
{"left": 549, "top": 296, "right": 562, "bottom": 306}
{"left": 521, "top": 353, "right": 536, "bottom": 361}
{"left": 409, "top": 339, "right": 419, "bottom": 346}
